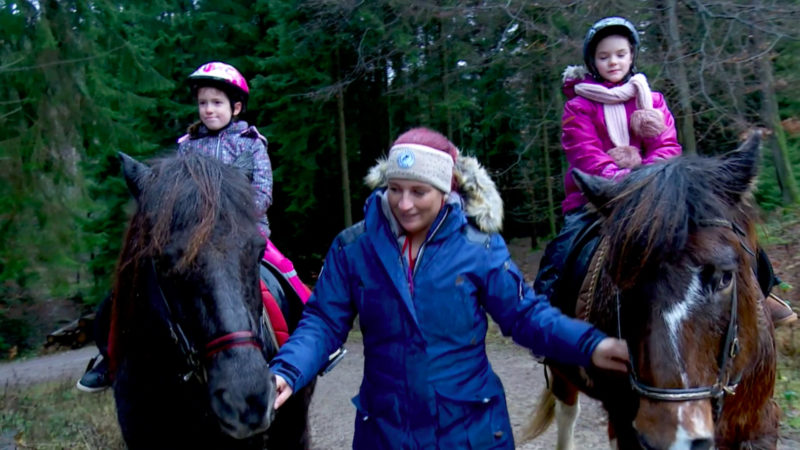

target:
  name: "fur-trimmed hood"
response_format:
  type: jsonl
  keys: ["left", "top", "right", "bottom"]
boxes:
{"left": 365, "top": 154, "right": 504, "bottom": 233}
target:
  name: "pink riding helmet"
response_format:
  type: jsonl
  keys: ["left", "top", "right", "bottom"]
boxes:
{"left": 188, "top": 61, "right": 250, "bottom": 108}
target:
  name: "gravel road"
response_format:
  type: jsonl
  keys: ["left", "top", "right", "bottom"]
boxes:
{"left": 1, "top": 240, "right": 796, "bottom": 448}
{"left": 0, "top": 332, "right": 607, "bottom": 449}
{"left": 1, "top": 329, "right": 798, "bottom": 449}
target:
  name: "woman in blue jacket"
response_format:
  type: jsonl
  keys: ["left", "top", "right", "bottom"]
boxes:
{"left": 270, "top": 127, "right": 628, "bottom": 449}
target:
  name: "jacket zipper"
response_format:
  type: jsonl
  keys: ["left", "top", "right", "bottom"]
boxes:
{"left": 406, "top": 208, "right": 449, "bottom": 296}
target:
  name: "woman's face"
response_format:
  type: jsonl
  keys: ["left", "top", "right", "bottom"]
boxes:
{"left": 594, "top": 35, "right": 633, "bottom": 84}
{"left": 387, "top": 179, "right": 445, "bottom": 239}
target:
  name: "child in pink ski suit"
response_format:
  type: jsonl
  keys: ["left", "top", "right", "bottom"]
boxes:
{"left": 533, "top": 17, "right": 681, "bottom": 300}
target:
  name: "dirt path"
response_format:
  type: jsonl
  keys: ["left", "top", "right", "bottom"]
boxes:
{"left": 0, "top": 332, "right": 607, "bottom": 449}
{"left": 1, "top": 326, "right": 797, "bottom": 449}
{"left": 307, "top": 331, "right": 609, "bottom": 449}
{"left": 2, "top": 238, "right": 797, "bottom": 448}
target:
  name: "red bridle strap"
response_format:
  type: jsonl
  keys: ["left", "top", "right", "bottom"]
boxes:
{"left": 204, "top": 331, "right": 261, "bottom": 358}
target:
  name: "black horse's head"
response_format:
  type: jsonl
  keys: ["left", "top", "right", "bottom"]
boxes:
{"left": 114, "top": 153, "right": 277, "bottom": 440}
{"left": 573, "top": 134, "right": 777, "bottom": 448}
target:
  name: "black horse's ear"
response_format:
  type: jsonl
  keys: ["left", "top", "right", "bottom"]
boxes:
{"left": 572, "top": 169, "right": 616, "bottom": 214}
{"left": 118, "top": 152, "right": 151, "bottom": 199}
{"left": 231, "top": 151, "right": 255, "bottom": 182}
{"left": 716, "top": 131, "right": 761, "bottom": 204}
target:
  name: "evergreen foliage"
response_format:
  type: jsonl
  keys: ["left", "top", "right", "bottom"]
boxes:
{"left": 1, "top": 0, "right": 799, "bottom": 351}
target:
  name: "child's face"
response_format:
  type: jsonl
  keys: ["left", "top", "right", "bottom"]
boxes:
{"left": 594, "top": 35, "right": 633, "bottom": 84}
{"left": 197, "top": 87, "right": 242, "bottom": 131}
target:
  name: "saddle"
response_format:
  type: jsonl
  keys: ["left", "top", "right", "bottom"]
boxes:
{"left": 259, "top": 239, "right": 311, "bottom": 348}
{"left": 549, "top": 217, "right": 605, "bottom": 320}
{"left": 259, "top": 239, "right": 348, "bottom": 375}
{"left": 550, "top": 219, "right": 777, "bottom": 321}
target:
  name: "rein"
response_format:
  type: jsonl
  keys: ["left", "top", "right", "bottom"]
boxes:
{"left": 147, "top": 260, "right": 268, "bottom": 383}
{"left": 615, "top": 218, "right": 748, "bottom": 417}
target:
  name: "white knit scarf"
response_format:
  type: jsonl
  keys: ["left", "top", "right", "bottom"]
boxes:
{"left": 573, "top": 73, "right": 664, "bottom": 147}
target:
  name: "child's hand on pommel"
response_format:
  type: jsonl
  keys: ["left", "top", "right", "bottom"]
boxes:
{"left": 591, "top": 337, "right": 629, "bottom": 372}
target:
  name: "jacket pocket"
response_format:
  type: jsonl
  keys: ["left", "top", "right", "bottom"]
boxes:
{"left": 435, "top": 388, "right": 512, "bottom": 449}
{"left": 351, "top": 392, "right": 403, "bottom": 449}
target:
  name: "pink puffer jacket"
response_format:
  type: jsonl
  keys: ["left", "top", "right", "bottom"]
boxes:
{"left": 560, "top": 73, "right": 682, "bottom": 213}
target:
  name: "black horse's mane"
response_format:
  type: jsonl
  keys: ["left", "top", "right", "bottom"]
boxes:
{"left": 600, "top": 153, "right": 754, "bottom": 288}
{"left": 110, "top": 154, "right": 257, "bottom": 369}
{"left": 127, "top": 154, "right": 256, "bottom": 270}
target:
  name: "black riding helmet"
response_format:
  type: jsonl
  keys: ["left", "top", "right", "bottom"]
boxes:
{"left": 583, "top": 17, "right": 640, "bottom": 82}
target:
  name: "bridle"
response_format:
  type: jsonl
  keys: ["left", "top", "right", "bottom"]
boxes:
{"left": 146, "top": 259, "right": 271, "bottom": 383}
{"left": 615, "top": 218, "right": 750, "bottom": 417}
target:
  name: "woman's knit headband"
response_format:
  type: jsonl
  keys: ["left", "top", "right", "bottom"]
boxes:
{"left": 385, "top": 143, "right": 455, "bottom": 193}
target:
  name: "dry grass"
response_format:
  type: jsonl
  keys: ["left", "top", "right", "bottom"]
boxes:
{"left": 0, "top": 379, "right": 123, "bottom": 449}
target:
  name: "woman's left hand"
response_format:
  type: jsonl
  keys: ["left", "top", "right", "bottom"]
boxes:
{"left": 591, "top": 337, "right": 629, "bottom": 372}
{"left": 274, "top": 375, "right": 293, "bottom": 410}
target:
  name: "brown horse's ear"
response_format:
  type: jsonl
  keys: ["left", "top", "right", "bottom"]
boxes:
{"left": 717, "top": 131, "right": 761, "bottom": 204}
{"left": 572, "top": 169, "right": 616, "bottom": 215}
{"left": 118, "top": 152, "right": 151, "bottom": 200}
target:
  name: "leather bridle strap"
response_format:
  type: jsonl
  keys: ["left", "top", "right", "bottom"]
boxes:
{"left": 148, "top": 259, "right": 266, "bottom": 383}
{"left": 205, "top": 331, "right": 261, "bottom": 358}
{"left": 615, "top": 217, "right": 745, "bottom": 403}
{"left": 617, "top": 280, "right": 740, "bottom": 403}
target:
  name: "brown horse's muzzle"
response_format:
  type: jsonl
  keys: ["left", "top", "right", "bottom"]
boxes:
{"left": 634, "top": 398, "right": 714, "bottom": 450}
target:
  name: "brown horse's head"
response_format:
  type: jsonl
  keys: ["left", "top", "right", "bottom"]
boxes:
{"left": 111, "top": 153, "right": 276, "bottom": 441}
{"left": 575, "top": 133, "right": 778, "bottom": 449}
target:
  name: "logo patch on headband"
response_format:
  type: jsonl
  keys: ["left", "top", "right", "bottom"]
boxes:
{"left": 396, "top": 149, "right": 415, "bottom": 169}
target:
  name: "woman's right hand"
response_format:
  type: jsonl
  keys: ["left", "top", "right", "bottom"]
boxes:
{"left": 274, "top": 374, "right": 293, "bottom": 410}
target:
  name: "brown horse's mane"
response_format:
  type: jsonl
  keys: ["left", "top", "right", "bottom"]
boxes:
{"left": 598, "top": 154, "right": 756, "bottom": 290}
{"left": 108, "top": 154, "right": 257, "bottom": 372}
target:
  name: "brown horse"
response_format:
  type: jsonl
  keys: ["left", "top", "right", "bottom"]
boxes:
{"left": 525, "top": 134, "right": 779, "bottom": 449}
{"left": 109, "top": 153, "right": 313, "bottom": 449}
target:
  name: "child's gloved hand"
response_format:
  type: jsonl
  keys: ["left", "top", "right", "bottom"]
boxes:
{"left": 608, "top": 145, "right": 642, "bottom": 169}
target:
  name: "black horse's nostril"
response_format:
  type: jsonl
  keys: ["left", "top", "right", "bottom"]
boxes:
{"left": 244, "top": 394, "right": 270, "bottom": 429}
{"left": 691, "top": 438, "right": 713, "bottom": 450}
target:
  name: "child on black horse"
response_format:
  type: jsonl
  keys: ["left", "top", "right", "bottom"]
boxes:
{"left": 78, "top": 61, "right": 313, "bottom": 392}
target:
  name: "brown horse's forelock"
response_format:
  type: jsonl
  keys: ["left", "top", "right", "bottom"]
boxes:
{"left": 602, "top": 156, "right": 752, "bottom": 290}
{"left": 109, "top": 155, "right": 257, "bottom": 372}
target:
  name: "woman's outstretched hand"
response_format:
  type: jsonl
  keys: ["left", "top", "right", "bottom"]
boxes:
{"left": 591, "top": 337, "right": 629, "bottom": 372}
{"left": 274, "top": 374, "right": 293, "bottom": 410}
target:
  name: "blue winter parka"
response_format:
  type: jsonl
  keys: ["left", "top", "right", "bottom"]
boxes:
{"left": 270, "top": 189, "right": 608, "bottom": 449}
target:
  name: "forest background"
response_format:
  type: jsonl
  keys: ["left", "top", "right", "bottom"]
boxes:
{"left": 2, "top": 0, "right": 800, "bottom": 354}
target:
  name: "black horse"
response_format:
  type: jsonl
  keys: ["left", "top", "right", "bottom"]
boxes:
{"left": 110, "top": 153, "right": 313, "bottom": 449}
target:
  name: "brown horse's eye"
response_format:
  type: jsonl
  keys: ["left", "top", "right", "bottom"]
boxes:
{"left": 718, "top": 270, "right": 734, "bottom": 291}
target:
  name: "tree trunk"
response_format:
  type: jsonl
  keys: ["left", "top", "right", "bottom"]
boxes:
{"left": 757, "top": 49, "right": 800, "bottom": 206}
{"left": 336, "top": 87, "right": 353, "bottom": 228}
{"left": 440, "top": 17, "right": 453, "bottom": 141}
{"left": 542, "top": 85, "right": 556, "bottom": 238}
{"left": 663, "top": 0, "right": 697, "bottom": 154}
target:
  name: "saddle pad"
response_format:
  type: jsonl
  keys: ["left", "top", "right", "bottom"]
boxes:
{"left": 260, "top": 280, "right": 289, "bottom": 347}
